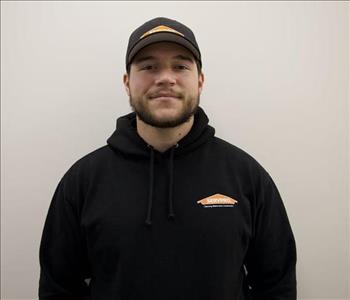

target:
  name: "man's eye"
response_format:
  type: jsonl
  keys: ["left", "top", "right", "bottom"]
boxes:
{"left": 141, "top": 65, "right": 154, "bottom": 70}
{"left": 175, "top": 65, "right": 188, "bottom": 70}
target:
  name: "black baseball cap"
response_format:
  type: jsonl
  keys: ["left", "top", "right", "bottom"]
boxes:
{"left": 126, "top": 17, "right": 202, "bottom": 71}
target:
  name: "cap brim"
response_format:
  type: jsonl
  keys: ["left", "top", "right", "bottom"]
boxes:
{"left": 127, "top": 32, "right": 201, "bottom": 66}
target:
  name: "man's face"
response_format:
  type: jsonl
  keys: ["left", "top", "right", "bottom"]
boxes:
{"left": 123, "top": 42, "right": 204, "bottom": 128}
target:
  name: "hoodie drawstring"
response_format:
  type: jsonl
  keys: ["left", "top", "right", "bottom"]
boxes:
{"left": 145, "top": 143, "right": 178, "bottom": 226}
{"left": 168, "top": 144, "right": 178, "bottom": 220}
{"left": 145, "top": 145, "right": 155, "bottom": 226}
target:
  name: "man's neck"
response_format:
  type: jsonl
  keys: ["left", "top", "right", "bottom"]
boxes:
{"left": 136, "top": 116, "right": 194, "bottom": 153}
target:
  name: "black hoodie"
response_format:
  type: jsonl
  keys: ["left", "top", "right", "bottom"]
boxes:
{"left": 39, "top": 106, "right": 297, "bottom": 300}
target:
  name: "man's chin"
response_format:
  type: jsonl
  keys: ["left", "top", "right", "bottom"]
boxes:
{"left": 138, "top": 111, "right": 194, "bottom": 128}
{"left": 149, "top": 109, "right": 180, "bottom": 122}
{"left": 129, "top": 95, "right": 199, "bottom": 128}
{"left": 143, "top": 117, "right": 188, "bottom": 129}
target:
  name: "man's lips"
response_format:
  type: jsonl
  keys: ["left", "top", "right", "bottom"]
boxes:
{"left": 149, "top": 91, "right": 181, "bottom": 100}
{"left": 151, "top": 96, "right": 179, "bottom": 100}
{"left": 149, "top": 94, "right": 181, "bottom": 102}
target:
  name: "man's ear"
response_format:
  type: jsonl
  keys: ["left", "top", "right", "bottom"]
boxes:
{"left": 123, "top": 73, "right": 130, "bottom": 96}
{"left": 198, "top": 71, "right": 204, "bottom": 94}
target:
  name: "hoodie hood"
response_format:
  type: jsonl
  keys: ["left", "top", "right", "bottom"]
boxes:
{"left": 107, "top": 106, "right": 215, "bottom": 226}
{"left": 107, "top": 106, "right": 215, "bottom": 158}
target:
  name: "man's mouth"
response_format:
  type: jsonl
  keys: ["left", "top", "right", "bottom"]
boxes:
{"left": 151, "top": 95, "right": 179, "bottom": 101}
{"left": 149, "top": 91, "right": 181, "bottom": 100}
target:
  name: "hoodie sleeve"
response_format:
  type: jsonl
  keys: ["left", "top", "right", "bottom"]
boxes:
{"left": 39, "top": 174, "right": 91, "bottom": 300}
{"left": 244, "top": 172, "right": 297, "bottom": 300}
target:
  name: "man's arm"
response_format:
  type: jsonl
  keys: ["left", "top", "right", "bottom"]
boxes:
{"left": 39, "top": 176, "right": 91, "bottom": 300}
{"left": 245, "top": 173, "right": 297, "bottom": 299}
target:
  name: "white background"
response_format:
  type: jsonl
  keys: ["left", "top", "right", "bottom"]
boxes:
{"left": 1, "top": 1, "right": 349, "bottom": 299}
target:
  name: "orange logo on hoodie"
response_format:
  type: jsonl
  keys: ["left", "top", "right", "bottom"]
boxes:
{"left": 197, "top": 194, "right": 238, "bottom": 207}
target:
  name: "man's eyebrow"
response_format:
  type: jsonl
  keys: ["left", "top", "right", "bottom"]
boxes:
{"left": 173, "top": 55, "right": 195, "bottom": 63}
{"left": 133, "top": 56, "right": 155, "bottom": 64}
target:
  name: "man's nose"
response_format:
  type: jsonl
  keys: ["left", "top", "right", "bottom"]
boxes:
{"left": 154, "top": 69, "right": 176, "bottom": 86}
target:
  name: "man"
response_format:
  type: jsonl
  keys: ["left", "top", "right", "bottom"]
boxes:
{"left": 39, "top": 17, "right": 297, "bottom": 299}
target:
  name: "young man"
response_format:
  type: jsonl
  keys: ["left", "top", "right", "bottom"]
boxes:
{"left": 39, "top": 17, "right": 297, "bottom": 299}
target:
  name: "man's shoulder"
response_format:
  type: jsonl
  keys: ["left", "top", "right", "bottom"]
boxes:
{"left": 76, "top": 144, "right": 113, "bottom": 164}
{"left": 60, "top": 145, "right": 113, "bottom": 182}
{"left": 210, "top": 136, "right": 270, "bottom": 178}
{"left": 211, "top": 136, "right": 258, "bottom": 161}
{"left": 50, "top": 145, "right": 114, "bottom": 206}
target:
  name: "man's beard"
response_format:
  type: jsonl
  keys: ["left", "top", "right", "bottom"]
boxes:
{"left": 129, "top": 94, "right": 200, "bottom": 128}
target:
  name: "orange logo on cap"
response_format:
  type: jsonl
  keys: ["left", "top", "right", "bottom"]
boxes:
{"left": 140, "top": 25, "right": 184, "bottom": 39}
{"left": 197, "top": 194, "right": 238, "bottom": 206}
